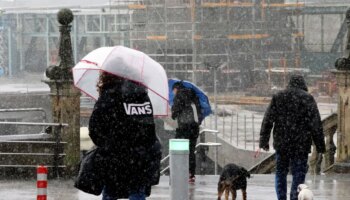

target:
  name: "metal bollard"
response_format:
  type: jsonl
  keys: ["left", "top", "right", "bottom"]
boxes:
{"left": 37, "top": 165, "right": 48, "bottom": 200}
{"left": 170, "top": 139, "right": 189, "bottom": 200}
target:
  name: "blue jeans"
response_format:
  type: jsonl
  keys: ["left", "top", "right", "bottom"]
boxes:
{"left": 102, "top": 187, "right": 146, "bottom": 200}
{"left": 275, "top": 152, "right": 308, "bottom": 200}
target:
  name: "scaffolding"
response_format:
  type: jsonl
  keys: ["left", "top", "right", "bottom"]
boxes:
{"left": 121, "top": 0, "right": 307, "bottom": 91}
{"left": 0, "top": 0, "right": 348, "bottom": 93}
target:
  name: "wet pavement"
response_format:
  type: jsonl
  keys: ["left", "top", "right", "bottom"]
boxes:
{"left": 1, "top": 174, "right": 350, "bottom": 200}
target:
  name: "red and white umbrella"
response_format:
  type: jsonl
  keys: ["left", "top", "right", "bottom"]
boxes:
{"left": 73, "top": 46, "right": 169, "bottom": 116}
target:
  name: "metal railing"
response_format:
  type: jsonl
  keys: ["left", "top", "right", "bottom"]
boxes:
{"left": 203, "top": 112, "right": 262, "bottom": 151}
{"left": 202, "top": 108, "right": 337, "bottom": 151}
{"left": 160, "top": 129, "right": 221, "bottom": 175}
{"left": 0, "top": 108, "right": 48, "bottom": 133}
{"left": 0, "top": 121, "right": 68, "bottom": 177}
{"left": 0, "top": 108, "right": 48, "bottom": 122}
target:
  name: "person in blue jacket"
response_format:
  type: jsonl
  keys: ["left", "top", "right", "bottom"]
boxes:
{"left": 171, "top": 82, "right": 202, "bottom": 183}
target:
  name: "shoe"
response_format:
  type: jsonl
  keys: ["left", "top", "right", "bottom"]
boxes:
{"left": 189, "top": 175, "right": 195, "bottom": 183}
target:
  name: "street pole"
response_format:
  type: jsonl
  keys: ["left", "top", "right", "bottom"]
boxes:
{"left": 214, "top": 68, "right": 218, "bottom": 130}
{"left": 213, "top": 68, "right": 219, "bottom": 175}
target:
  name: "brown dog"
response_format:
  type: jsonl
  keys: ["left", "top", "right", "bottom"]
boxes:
{"left": 217, "top": 163, "right": 250, "bottom": 200}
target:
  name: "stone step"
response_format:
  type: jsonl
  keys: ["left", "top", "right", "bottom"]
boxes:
{"left": 0, "top": 141, "right": 65, "bottom": 153}
{"left": 0, "top": 153, "right": 65, "bottom": 166}
{"left": 0, "top": 140, "right": 66, "bottom": 178}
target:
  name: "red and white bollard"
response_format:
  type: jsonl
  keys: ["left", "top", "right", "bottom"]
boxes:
{"left": 37, "top": 165, "right": 48, "bottom": 200}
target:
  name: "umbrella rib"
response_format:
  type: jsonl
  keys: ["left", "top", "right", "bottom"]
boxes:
{"left": 74, "top": 85, "right": 97, "bottom": 100}
{"left": 80, "top": 59, "right": 98, "bottom": 66}
{"left": 140, "top": 54, "right": 145, "bottom": 81}
{"left": 147, "top": 87, "right": 169, "bottom": 101}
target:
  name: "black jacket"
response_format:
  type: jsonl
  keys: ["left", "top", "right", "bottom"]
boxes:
{"left": 88, "top": 81, "right": 161, "bottom": 198}
{"left": 171, "top": 88, "right": 201, "bottom": 128}
{"left": 259, "top": 76, "right": 326, "bottom": 155}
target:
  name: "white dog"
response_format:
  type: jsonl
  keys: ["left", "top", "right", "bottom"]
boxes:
{"left": 298, "top": 184, "right": 314, "bottom": 200}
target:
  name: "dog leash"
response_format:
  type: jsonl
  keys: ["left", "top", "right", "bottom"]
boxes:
{"left": 252, "top": 148, "right": 270, "bottom": 177}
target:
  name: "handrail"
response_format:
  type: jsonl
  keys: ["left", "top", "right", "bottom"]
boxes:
{"left": 0, "top": 108, "right": 49, "bottom": 132}
{"left": 161, "top": 129, "right": 220, "bottom": 165}
{"left": 161, "top": 155, "right": 170, "bottom": 164}
{"left": 160, "top": 166, "right": 170, "bottom": 175}
{"left": 161, "top": 142, "right": 222, "bottom": 164}
{"left": 200, "top": 129, "right": 219, "bottom": 134}
{"left": 160, "top": 141, "right": 222, "bottom": 175}
{"left": 0, "top": 108, "right": 47, "bottom": 122}
{"left": 0, "top": 133, "right": 52, "bottom": 141}
{"left": 0, "top": 121, "right": 68, "bottom": 177}
{"left": 160, "top": 129, "right": 221, "bottom": 175}
{"left": 196, "top": 142, "right": 221, "bottom": 147}
{"left": 0, "top": 122, "right": 68, "bottom": 126}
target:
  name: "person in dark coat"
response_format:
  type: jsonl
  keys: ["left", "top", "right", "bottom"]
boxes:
{"left": 89, "top": 72, "right": 162, "bottom": 200}
{"left": 171, "top": 82, "right": 202, "bottom": 183}
{"left": 259, "top": 75, "right": 326, "bottom": 200}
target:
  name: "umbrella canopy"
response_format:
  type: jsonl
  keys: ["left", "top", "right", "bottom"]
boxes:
{"left": 73, "top": 46, "right": 169, "bottom": 116}
{"left": 168, "top": 79, "right": 212, "bottom": 120}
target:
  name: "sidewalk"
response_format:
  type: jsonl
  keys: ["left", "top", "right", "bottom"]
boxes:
{"left": 0, "top": 174, "right": 349, "bottom": 200}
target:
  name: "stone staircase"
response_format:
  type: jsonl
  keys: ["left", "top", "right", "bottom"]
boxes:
{"left": 0, "top": 120, "right": 68, "bottom": 179}
{"left": 0, "top": 140, "right": 66, "bottom": 179}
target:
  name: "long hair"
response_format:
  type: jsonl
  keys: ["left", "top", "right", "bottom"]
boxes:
{"left": 97, "top": 72, "right": 124, "bottom": 96}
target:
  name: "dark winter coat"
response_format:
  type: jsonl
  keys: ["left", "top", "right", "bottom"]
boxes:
{"left": 259, "top": 75, "right": 326, "bottom": 155}
{"left": 88, "top": 81, "right": 161, "bottom": 198}
{"left": 171, "top": 87, "right": 202, "bottom": 129}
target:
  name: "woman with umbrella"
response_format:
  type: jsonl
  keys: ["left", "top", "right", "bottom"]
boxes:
{"left": 89, "top": 72, "right": 161, "bottom": 200}
{"left": 73, "top": 46, "right": 168, "bottom": 200}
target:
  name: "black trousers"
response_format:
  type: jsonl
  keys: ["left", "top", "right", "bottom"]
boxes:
{"left": 175, "top": 124, "right": 199, "bottom": 176}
